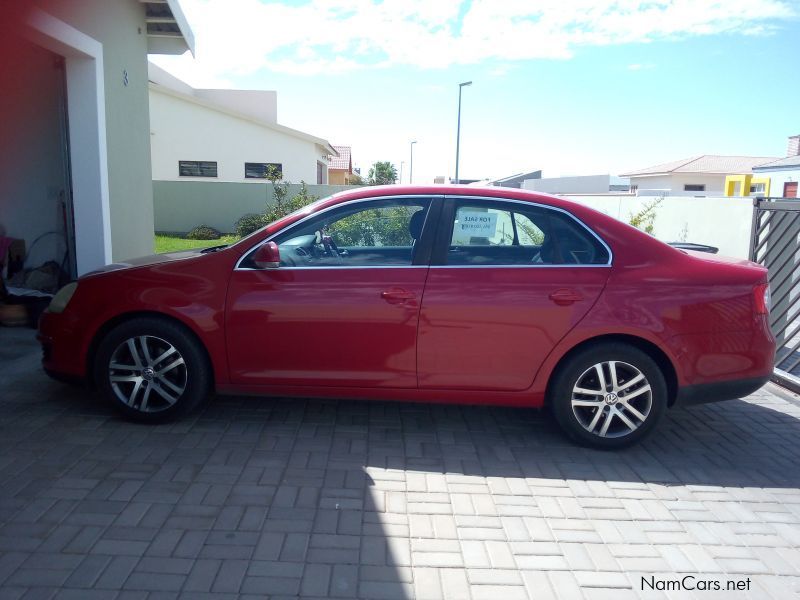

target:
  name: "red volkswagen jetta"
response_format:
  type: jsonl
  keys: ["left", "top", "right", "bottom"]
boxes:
{"left": 39, "top": 186, "right": 775, "bottom": 448}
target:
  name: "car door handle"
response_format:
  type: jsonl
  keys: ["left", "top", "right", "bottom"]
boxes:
{"left": 549, "top": 289, "right": 584, "bottom": 306}
{"left": 381, "top": 289, "right": 416, "bottom": 303}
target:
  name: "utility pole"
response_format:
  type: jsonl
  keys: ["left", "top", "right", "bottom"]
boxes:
{"left": 455, "top": 81, "right": 472, "bottom": 184}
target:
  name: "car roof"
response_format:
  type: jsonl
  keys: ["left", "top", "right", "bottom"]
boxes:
{"left": 321, "top": 184, "right": 567, "bottom": 209}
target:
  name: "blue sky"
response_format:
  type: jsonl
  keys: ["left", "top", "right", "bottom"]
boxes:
{"left": 153, "top": 0, "right": 800, "bottom": 183}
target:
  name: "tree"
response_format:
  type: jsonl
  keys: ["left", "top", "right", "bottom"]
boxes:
{"left": 263, "top": 164, "right": 288, "bottom": 209}
{"left": 348, "top": 172, "right": 365, "bottom": 186}
{"left": 263, "top": 181, "right": 318, "bottom": 224}
{"left": 367, "top": 161, "right": 398, "bottom": 186}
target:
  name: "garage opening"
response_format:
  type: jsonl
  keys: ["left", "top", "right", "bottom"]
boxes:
{"left": 1, "top": 38, "right": 77, "bottom": 295}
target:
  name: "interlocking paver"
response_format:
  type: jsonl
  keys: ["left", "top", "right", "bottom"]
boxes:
{"left": 2, "top": 327, "right": 800, "bottom": 598}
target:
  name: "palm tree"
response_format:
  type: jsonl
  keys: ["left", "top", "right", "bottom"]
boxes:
{"left": 368, "top": 161, "right": 398, "bottom": 186}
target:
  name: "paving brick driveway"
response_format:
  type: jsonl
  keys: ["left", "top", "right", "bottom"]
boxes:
{"left": 1, "top": 327, "right": 800, "bottom": 599}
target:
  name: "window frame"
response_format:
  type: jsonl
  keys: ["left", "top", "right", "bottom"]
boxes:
{"left": 178, "top": 160, "right": 218, "bottom": 178}
{"left": 430, "top": 196, "right": 613, "bottom": 268}
{"left": 235, "top": 195, "right": 443, "bottom": 271}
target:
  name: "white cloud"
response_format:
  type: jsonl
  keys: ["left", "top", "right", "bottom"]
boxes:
{"left": 151, "top": 0, "right": 796, "bottom": 85}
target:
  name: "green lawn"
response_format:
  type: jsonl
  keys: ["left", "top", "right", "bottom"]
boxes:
{"left": 154, "top": 234, "right": 239, "bottom": 254}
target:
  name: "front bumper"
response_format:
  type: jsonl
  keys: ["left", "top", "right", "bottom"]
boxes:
{"left": 38, "top": 310, "right": 88, "bottom": 381}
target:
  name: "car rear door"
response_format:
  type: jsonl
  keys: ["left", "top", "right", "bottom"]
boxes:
{"left": 226, "top": 195, "right": 441, "bottom": 388}
{"left": 417, "top": 196, "right": 612, "bottom": 392}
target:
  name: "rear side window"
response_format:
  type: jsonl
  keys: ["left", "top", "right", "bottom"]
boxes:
{"left": 446, "top": 201, "right": 609, "bottom": 266}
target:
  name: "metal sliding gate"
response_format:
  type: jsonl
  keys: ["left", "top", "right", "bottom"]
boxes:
{"left": 750, "top": 197, "right": 800, "bottom": 393}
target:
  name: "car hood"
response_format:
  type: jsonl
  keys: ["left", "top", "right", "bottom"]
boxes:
{"left": 80, "top": 248, "right": 210, "bottom": 278}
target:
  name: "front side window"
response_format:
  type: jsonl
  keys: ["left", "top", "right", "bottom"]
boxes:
{"left": 446, "top": 200, "right": 609, "bottom": 266}
{"left": 242, "top": 197, "right": 431, "bottom": 268}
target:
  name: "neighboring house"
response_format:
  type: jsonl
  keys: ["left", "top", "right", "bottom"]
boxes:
{"left": 620, "top": 155, "right": 779, "bottom": 197}
{"left": 749, "top": 136, "right": 800, "bottom": 198}
{"left": 523, "top": 175, "right": 630, "bottom": 195}
{"left": 149, "top": 64, "right": 336, "bottom": 185}
{"left": 0, "top": 1, "right": 193, "bottom": 277}
{"left": 482, "top": 170, "right": 543, "bottom": 189}
{"left": 752, "top": 155, "right": 800, "bottom": 198}
{"left": 327, "top": 145, "right": 354, "bottom": 185}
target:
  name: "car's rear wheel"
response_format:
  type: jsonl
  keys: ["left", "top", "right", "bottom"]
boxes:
{"left": 94, "top": 317, "right": 210, "bottom": 422}
{"left": 550, "top": 343, "right": 667, "bottom": 449}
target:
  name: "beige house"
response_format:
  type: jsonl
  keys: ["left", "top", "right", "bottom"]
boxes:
{"left": 327, "top": 145, "right": 355, "bottom": 185}
{"left": 0, "top": 1, "right": 193, "bottom": 277}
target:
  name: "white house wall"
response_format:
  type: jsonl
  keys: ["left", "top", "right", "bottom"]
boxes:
{"left": 38, "top": 0, "right": 156, "bottom": 263}
{"left": 523, "top": 175, "right": 611, "bottom": 194}
{"left": 758, "top": 168, "right": 800, "bottom": 197}
{"left": 630, "top": 173, "right": 727, "bottom": 196}
{"left": 195, "top": 89, "right": 277, "bottom": 124}
{"left": 150, "top": 89, "right": 327, "bottom": 184}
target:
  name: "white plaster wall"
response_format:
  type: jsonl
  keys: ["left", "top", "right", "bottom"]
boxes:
{"left": 39, "top": 0, "right": 155, "bottom": 262}
{"left": 195, "top": 89, "right": 277, "bottom": 124}
{"left": 563, "top": 194, "right": 754, "bottom": 258}
{"left": 630, "top": 173, "right": 727, "bottom": 196}
{"left": 150, "top": 88, "right": 325, "bottom": 183}
{"left": 524, "top": 175, "right": 611, "bottom": 194}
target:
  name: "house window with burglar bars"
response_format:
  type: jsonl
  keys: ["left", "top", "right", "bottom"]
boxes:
{"left": 245, "top": 162, "right": 282, "bottom": 179}
{"left": 179, "top": 161, "right": 218, "bottom": 177}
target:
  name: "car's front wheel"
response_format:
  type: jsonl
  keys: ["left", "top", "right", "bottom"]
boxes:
{"left": 94, "top": 317, "right": 211, "bottom": 422}
{"left": 550, "top": 343, "right": 667, "bottom": 449}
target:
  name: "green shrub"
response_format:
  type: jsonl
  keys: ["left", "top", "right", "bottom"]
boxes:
{"left": 186, "top": 225, "right": 222, "bottom": 240}
{"left": 629, "top": 198, "right": 662, "bottom": 234}
{"left": 235, "top": 213, "right": 267, "bottom": 237}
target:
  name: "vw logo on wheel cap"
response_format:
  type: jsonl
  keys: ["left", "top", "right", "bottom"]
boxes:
{"left": 604, "top": 392, "right": 619, "bottom": 405}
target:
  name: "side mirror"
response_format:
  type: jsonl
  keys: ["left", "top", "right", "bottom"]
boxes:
{"left": 253, "top": 241, "right": 280, "bottom": 269}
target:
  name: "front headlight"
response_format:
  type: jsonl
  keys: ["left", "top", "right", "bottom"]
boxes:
{"left": 48, "top": 282, "right": 78, "bottom": 314}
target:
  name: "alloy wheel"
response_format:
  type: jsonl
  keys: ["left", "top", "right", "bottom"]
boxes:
{"left": 108, "top": 335, "right": 187, "bottom": 413}
{"left": 570, "top": 360, "right": 652, "bottom": 438}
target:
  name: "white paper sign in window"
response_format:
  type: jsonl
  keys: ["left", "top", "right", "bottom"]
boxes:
{"left": 456, "top": 211, "right": 498, "bottom": 239}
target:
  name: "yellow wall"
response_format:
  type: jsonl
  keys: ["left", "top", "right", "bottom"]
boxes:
{"left": 328, "top": 169, "right": 350, "bottom": 185}
{"left": 724, "top": 174, "right": 771, "bottom": 197}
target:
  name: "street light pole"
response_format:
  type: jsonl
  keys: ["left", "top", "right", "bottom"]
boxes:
{"left": 410, "top": 140, "right": 417, "bottom": 184}
{"left": 455, "top": 81, "right": 472, "bottom": 184}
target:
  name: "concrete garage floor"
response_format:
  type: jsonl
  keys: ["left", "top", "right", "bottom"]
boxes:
{"left": 1, "top": 326, "right": 800, "bottom": 599}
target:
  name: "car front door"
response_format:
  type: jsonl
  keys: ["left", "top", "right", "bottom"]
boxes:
{"left": 226, "top": 195, "right": 439, "bottom": 388}
{"left": 417, "top": 196, "right": 612, "bottom": 392}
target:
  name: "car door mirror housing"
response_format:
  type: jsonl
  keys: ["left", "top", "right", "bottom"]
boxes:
{"left": 253, "top": 241, "right": 280, "bottom": 269}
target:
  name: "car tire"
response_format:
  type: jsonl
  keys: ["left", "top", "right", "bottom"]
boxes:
{"left": 549, "top": 343, "right": 667, "bottom": 449}
{"left": 94, "top": 317, "right": 211, "bottom": 423}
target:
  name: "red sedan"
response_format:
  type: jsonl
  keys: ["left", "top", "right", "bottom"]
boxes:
{"left": 38, "top": 186, "right": 775, "bottom": 448}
